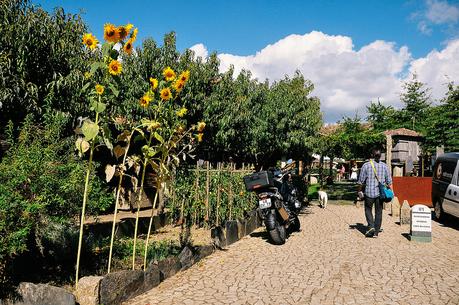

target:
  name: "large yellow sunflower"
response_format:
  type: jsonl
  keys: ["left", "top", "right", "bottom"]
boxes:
{"left": 104, "top": 23, "right": 119, "bottom": 43}
{"left": 123, "top": 38, "right": 134, "bottom": 55}
{"left": 118, "top": 23, "right": 133, "bottom": 41}
{"left": 131, "top": 28, "right": 139, "bottom": 41}
{"left": 162, "top": 67, "right": 176, "bottom": 81}
{"left": 173, "top": 80, "right": 185, "bottom": 93}
{"left": 197, "top": 133, "right": 204, "bottom": 142}
{"left": 82, "top": 33, "right": 98, "bottom": 50}
{"left": 178, "top": 70, "right": 190, "bottom": 83}
{"left": 108, "top": 60, "right": 122, "bottom": 75}
{"left": 160, "top": 87, "right": 172, "bottom": 101}
{"left": 149, "top": 78, "right": 158, "bottom": 90}
{"left": 139, "top": 93, "right": 152, "bottom": 108}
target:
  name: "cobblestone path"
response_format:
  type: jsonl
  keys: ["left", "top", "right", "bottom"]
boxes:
{"left": 126, "top": 204, "right": 459, "bottom": 305}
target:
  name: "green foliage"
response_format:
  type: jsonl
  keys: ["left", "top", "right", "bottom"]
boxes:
{"left": 0, "top": 114, "right": 112, "bottom": 289}
{"left": 424, "top": 83, "right": 459, "bottom": 153}
{"left": 168, "top": 166, "right": 256, "bottom": 227}
{"left": 0, "top": 0, "right": 89, "bottom": 129}
{"left": 399, "top": 75, "right": 431, "bottom": 133}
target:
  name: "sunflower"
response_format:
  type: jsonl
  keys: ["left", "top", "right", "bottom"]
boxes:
{"left": 104, "top": 23, "right": 119, "bottom": 43}
{"left": 197, "top": 133, "right": 204, "bottom": 142}
{"left": 82, "top": 33, "right": 98, "bottom": 50}
{"left": 197, "top": 122, "right": 206, "bottom": 132}
{"left": 149, "top": 78, "right": 158, "bottom": 90}
{"left": 95, "top": 84, "right": 104, "bottom": 95}
{"left": 139, "top": 93, "right": 152, "bottom": 108}
{"left": 162, "top": 67, "right": 176, "bottom": 81}
{"left": 176, "top": 125, "right": 185, "bottom": 133}
{"left": 84, "top": 72, "right": 91, "bottom": 79}
{"left": 123, "top": 38, "right": 134, "bottom": 55}
{"left": 131, "top": 28, "right": 139, "bottom": 41}
{"left": 118, "top": 23, "right": 133, "bottom": 40}
{"left": 178, "top": 70, "right": 190, "bottom": 83}
{"left": 108, "top": 60, "right": 122, "bottom": 75}
{"left": 176, "top": 107, "right": 187, "bottom": 117}
{"left": 160, "top": 87, "right": 172, "bottom": 101}
{"left": 173, "top": 80, "right": 185, "bottom": 92}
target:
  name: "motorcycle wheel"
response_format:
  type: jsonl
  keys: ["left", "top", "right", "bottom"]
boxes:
{"left": 268, "top": 221, "right": 286, "bottom": 245}
{"left": 290, "top": 215, "right": 301, "bottom": 232}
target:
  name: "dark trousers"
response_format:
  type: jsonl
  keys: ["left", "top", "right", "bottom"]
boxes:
{"left": 364, "top": 196, "right": 383, "bottom": 232}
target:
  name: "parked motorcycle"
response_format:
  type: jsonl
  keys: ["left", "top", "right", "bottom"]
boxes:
{"left": 243, "top": 163, "right": 301, "bottom": 245}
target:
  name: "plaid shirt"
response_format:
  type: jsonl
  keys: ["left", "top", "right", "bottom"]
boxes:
{"left": 358, "top": 159, "right": 392, "bottom": 198}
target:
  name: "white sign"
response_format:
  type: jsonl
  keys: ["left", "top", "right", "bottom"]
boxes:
{"left": 411, "top": 204, "right": 432, "bottom": 233}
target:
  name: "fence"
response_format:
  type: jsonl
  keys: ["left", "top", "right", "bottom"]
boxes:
{"left": 168, "top": 162, "right": 257, "bottom": 228}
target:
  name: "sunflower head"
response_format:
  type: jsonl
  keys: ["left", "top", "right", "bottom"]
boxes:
{"left": 149, "top": 78, "right": 158, "bottom": 90}
{"left": 179, "top": 70, "right": 190, "bottom": 83}
{"left": 176, "top": 107, "right": 187, "bottom": 117}
{"left": 176, "top": 125, "right": 185, "bottom": 133}
{"left": 131, "top": 28, "right": 139, "bottom": 41}
{"left": 82, "top": 33, "right": 98, "bottom": 50}
{"left": 123, "top": 38, "right": 134, "bottom": 55}
{"left": 108, "top": 60, "right": 122, "bottom": 75}
{"left": 163, "top": 67, "right": 176, "bottom": 81}
{"left": 160, "top": 88, "right": 172, "bottom": 101}
{"left": 173, "top": 80, "right": 185, "bottom": 93}
{"left": 118, "top": 24, "right": 133, "bottom": 41}
{"left": 95, "top": 84, "right": 104, "bottom": 95}
{"left": 139, "top": 93, "right": 152, "bottom": 108}
{"left": 104, "top": 23, "right": 119, "bottom": 43}
{"left": 197, "top": 122, "right": 206, "bottom": 132}
{"left": 84, "top": 71, "right": 92, "bottom": 79}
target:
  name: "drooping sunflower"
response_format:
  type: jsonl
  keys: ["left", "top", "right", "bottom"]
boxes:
{"left": 160, "top": 88, "right": 172, "bottom": 101}
{"left": 176, "top": 107, "right": 187, "bottom": 117}
{"left": 149, "top": 78, "right": 158, "bottom": 90}
{"left": 118, "top": 23, "right": 133, "bottom": 40}
{"left": 178, "top": 70, "right": 190, "bottom": 83}
{"left": 108, "top": 60, "right": 122, "bottom": 75}
{"left": 104, "top": 23, "right": 119, "bottom": 43}
{"left": 131, "top": 28, "right": 139, "bottom": 41}
{"left": 173, "top": 80, "right": 185, "bottom": 93}
{"left": 82, "top": 33, "right": 98, "bottom": 50}
{"left": 162, "top": 67, "right": 176, "bottom": 81}
{"left": 197, "top": 122, "right": 206, "bottom": 132}
{"left": 139, "top": 93, "right": 152, "bottom": 108}
{"left": 123, "top": 38, "right": 134, "bottom": 55}
{"left": 95, "top": 84, "right": 104, "bottom": 95}
{"left": 197, "top": 133, "right": 204, "bottom": 142}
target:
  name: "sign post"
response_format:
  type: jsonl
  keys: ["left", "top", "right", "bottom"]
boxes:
{"left": 410, "top": 204, "right": 432, "bottom": 242}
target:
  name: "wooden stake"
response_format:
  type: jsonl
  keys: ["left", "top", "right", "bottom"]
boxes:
{"left": 216, "top": 163, "right": 221, "bottom": 226}
{"left": 205, "top": 161, "right": 210, "bottom": 223}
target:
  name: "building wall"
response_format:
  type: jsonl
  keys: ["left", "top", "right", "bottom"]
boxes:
{"left": 391, "top": 136, "right": 422, "bottom": 174}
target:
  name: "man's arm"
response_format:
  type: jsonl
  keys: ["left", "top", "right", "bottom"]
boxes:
{"left": 357, "top": 164, "right": 367, "bottom": 192}
{"left": 385, "top": 164, "right": 393, "bottom": 190}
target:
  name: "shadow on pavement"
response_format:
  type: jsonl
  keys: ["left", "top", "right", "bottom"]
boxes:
{"left": 349, "top": 223, "right": 367, "bottom": 236}
{"left": 401, "top": 233, "right": 411, "bottom": 241}
{"left": 433, "top": 215, "right": 459, "bottom": 231}
{"left": 250, "top": 231, "right": 270, "bottom": 241}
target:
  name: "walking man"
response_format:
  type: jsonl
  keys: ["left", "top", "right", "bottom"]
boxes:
{"left": 357, "top": 148, "right": 393, "bottom": 238}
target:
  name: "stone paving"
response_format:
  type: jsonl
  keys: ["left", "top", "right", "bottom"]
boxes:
{"left": 125, "top": 204, "right": 459, "bottom": 305}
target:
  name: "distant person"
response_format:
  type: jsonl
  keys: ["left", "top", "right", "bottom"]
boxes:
{"left": 357, "top": 148, "right": 393, "bottom": 238}
{"left": 350, "top": 162, "right": 358, "bottom": 181}
{"left": 337, "top": 164, "right": 345, "bottom": 181}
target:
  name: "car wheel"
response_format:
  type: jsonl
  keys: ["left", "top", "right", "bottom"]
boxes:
{"left": 434, "top": 199, "right": 445, "bottom": 221}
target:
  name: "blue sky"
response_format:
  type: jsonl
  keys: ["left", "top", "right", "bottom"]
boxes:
{"left": 34, "top": 0, "right": 459, "bottom": 122}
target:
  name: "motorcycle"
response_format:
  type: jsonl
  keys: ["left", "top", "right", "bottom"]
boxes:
{"left": 243, "top": 162, "right": 302, "bottom": 245}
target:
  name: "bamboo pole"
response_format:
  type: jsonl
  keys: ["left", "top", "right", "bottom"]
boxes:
{"left": 216, "top": 163, "right": 221, "bottom": 227}
{"left": 143, "top": 188, "right": 159, "bottom": 271}
{"left": 205, "top": 161, "right": 210, "bottom": 223}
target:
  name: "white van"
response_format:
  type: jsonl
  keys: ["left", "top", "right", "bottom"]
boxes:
{"left": 432, "top": 153, "right": 459, "bottom": 220}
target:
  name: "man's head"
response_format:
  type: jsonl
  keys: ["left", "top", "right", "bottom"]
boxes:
{"left": 371, "top": 147, "right": 382, "bottom": 161}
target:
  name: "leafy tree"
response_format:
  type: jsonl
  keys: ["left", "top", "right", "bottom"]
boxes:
{"left": 424, "top": 83, "right": 459, "bottom": 153}
{"left": 0, "top": 0, "right": 89, "bottom": 130}
{"left": 366, "top": 101, "right": 399, "bottom": 131}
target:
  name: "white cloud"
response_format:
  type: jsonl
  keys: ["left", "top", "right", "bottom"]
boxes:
{"left": 426, "top": 0, "right": 459, "bottom": 24}
{"left": 189, "top": 43, "right": 208, "bottom": 59}
{"left": 409, "top": 39, "right": 459, "bottom": 99}
{"left": 191, "top": 32, "right": 459, "bottom": 122}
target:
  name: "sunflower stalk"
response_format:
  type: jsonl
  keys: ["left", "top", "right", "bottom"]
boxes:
{"left": 131, "top": 131, "right": 154, "bottom": 270}
{"left": 75, "top": 98, "right": 100, "bottom": 289}
{"left": 143, "top": 185, "right": 160, "bottom": 270}
{"left": 107, "top": 131, "right": 133, "bottom": 274}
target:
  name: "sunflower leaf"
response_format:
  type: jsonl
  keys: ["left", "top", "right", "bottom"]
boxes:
{"left": 90, "top": 99, "right": 106, "bottom": 113}
{"left": 102, "top": 43, "right": 111, "bottom": 57}
{"left": 90, "top": 62, "right": 101, "bottom": 75}
{"left": 113, "top": 145, "right": 126, "bottom": 159}
{"left": 75, "top": 138, "right": 90, "bottom": 156}
{"left": 154, "top": 132, "right": 164, "bottom": 143}
{"left": 105, "top": 164, "right": 116, "bottom": 182}
{"left": 109, "top": 83, "right": 119, "bottom": 97}
{"left": 81, "top": 121, "right": 99, "bottom": 141}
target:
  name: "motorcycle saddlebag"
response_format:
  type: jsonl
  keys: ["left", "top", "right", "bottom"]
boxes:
{"left": 243, "top": 171, "right": 274, "bottom": 191}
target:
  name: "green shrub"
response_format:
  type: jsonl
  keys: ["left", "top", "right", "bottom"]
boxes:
{"left": 0, "top": 114, "right": 112, "bottom": 291}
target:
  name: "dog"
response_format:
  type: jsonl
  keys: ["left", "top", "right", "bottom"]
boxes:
{"left": 318, "top": 190, "right": 328, "bottom": 209}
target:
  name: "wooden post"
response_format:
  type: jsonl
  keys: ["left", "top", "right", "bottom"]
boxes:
{"left": 195, "top": 161, "right": 199, "bottom": 227}
{"left": 205, "top": 161, "right": 210, "bottom": 223}
{"left": 386, "top": 134, "right": 393, "bottom": 176}
{"left": 421, "top": 155, "right": 425, "bottom": 177}
{"left": 216, "top": 163, "right": 221, "bottom": 227}
{"left": 299, "top": 160, "right": 303, "bottom": 176}
{"left": 228, "top": 164, "right": 233, "bottom": 220}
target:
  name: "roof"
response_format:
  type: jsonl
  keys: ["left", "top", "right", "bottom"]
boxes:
{"left": 436, "top": 152, "right": 459, "bottom": 162}
{"left": 383, "top": 128, "right": 423, "bottom": 137}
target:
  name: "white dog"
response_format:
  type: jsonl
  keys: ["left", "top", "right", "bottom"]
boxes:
{"left": 318, "top": 190, "right": 328, "bottom": 209}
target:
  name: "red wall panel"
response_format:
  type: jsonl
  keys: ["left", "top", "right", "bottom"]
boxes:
{"left": 393, "top": 177, "right": 432, "bottom": 207}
